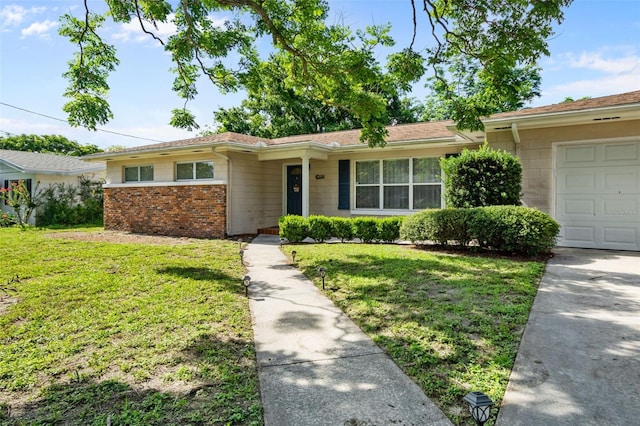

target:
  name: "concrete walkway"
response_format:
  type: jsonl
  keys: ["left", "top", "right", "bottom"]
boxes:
{"left": 244, "top": 234, "right": 451, "bottom": 426}
{"left": 497, "top": 248, "right": 640, "bottom": 425}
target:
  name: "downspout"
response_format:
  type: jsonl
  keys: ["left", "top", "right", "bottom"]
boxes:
{"left": 510, "top": 123, "right": 528, "bottom": 207}
{"left": 511, "top": 123, "right": 521, "bottom": 158}
{"left": 212, "top": 149, "right": 232, "bottom": 236}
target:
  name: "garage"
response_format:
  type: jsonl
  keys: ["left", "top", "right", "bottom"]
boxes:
{"left": 555, "top": 139, "right": 640, "bottom": 251}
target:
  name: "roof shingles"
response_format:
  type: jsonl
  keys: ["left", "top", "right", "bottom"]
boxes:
{"left": 0, "top": 150, "right": 104, "bottom": 174}
{"left": 85, "top": 90, "right": 640, "bottom": 157}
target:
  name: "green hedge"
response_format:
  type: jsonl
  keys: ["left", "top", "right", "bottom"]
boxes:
{"left": 468, "top": 206, "right": 560, "bottom": 255}
{"left": 307, "top": 215, "right": 333, "bottom": 243}
{"left": 279, "top": 215, "right": 402, "bottom": 243}
{"left": 400, "top": 206, "right": 559, "bottom": 255}
{"left": 331, "top": 217, "right": 354, "bottom": 242}
{"left": 280, "top": 208, "right": 558, "bottom": 255}
{"left": 278, "top": 215, "right": 308, "bottom": 242}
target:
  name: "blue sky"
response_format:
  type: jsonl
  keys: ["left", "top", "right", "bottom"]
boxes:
{"left": 1, "top": 0, "right": 638, "bottom": 149}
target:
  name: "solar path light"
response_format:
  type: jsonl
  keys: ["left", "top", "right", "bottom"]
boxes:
{"left": 242, "top": 275, "right": 251, "bottom": 297}
{"left": 463, "top": 391, "right": 494, "bottom": 426}
{"left": 318, "top": 267, "right": 327, "bottom": 290}
{"left": 291, "top": 250, "right": 297, "bottom": 264}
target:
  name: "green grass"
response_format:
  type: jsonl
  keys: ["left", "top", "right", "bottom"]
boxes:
{"left": 0, "top": 227, "right": 261, "bottom": 425}
{"left": 286, "top": 243, "right": 545, "bottom": 425}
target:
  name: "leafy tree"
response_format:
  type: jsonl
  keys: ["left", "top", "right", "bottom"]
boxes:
{"left": 212, "top": 30, "right": 424, "bottom": 138}
{"left": 59, "top": 0, "right": 572, "bottom": 146}
{"left": 562, "top": 96, "right": 591, "bottom": 103}
{"left": 421, "top": 60, "right": 541, "bottom": 123}
{"left": 0, "top": 134, "right": 102, "bottom": 156}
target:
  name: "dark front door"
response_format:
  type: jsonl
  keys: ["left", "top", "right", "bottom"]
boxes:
{"left": 286, "top": 165, "right": 303, "bottom": 216}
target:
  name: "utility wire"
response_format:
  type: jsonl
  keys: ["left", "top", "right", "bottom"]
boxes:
{"left": 0, "top": 101, "right": 167, "bottom": 143}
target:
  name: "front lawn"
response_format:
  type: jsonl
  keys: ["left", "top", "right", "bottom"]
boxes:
{"left": 0, "top": 227, "right": 261, "bottom": 425}
{"left": 287, "top": 243, "right": 545, "bottom": 425}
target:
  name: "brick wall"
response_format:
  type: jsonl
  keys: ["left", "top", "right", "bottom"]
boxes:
{"left": 104, "top": 184, "right": 227, "bottom": 239}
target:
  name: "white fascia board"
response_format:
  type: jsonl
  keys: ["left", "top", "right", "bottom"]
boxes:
{"left": 483, "top": 104, "right": 640, "bottom": 131}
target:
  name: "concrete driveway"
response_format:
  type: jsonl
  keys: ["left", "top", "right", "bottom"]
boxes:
{"left": 497, "top": 248, "right": 640, "bottom": 425}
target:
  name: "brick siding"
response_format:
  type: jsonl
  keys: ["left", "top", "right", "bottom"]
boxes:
{"left": 104, "top": 184, "right": 226, "bottom": 239}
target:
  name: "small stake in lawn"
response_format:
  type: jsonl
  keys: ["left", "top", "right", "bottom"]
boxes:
{"left": 242, "top": 275, "right": 251, "bottom": 297}
{"left": 318, "top": 267, "right": 327, "bottom": 290}
{"left": 291, "top": 250, "right": 297, "bottom": 264}
{"left": 463, "top": 391, "right": 494, "bottom": 426}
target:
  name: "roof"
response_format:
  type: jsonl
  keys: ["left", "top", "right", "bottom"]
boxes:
{"left": 0, "top": 150, "right": 105, "bottom": 175}
{"left": 84, "top": 90, "right": 640, "bottom": 160}
{"left": 490, "top": 90, "right": 640, "bottom": 119}
{"left": 270, "top": 120, "right": 456, "bottom": 146}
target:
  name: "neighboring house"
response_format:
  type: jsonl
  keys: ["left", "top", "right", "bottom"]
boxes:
{"left": 0, "top": 150, "right": 106, "bottom": 225}
{"left": 84, "top": 90, "right": 640, "bottom": 251}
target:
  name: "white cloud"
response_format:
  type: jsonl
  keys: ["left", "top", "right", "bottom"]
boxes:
{"left": 111, "top": 13, "right": 227, "bottom": 44}
{"left": 1, "top": 5, "right": 28, "bottom": 27}
{"left": 21, "top": 19, "right": 58, "bottom": 39}
{"left": 562, "top": 50, "right": 639, "bottom": 74}
{"left": 0, "top": 5, "right": 46, "bottom": 28}
{"left": 540, "top": 48, "right": 640, "bottom": 103}
{"left": 112, "top": 15, "right": 177, "bottom": 44}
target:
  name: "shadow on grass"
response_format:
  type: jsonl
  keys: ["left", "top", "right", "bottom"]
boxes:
{"left": 1, "top": 334, "right": 262, "bottom": 425}
{"left": 295, "top": 251, "right": 543, "bottom": 424}
{"left": 156, "top": 266, "right": 245, "bottom": 295}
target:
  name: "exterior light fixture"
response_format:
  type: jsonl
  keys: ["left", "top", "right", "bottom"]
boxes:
{"left": 318, "top": 267, "right": 327, "bottom": 290}
{"left": 291, "top": 250, "right": 297, "bottom": 264}
{"left": 242, "top": 275, "right": 251, "bottom": 297}
{"left": 463, "top": 391, "right": 494, "bottom": 426}
{"left": 279, "top": 237, "right": 286, "bottom": 246}
{"left": 239, "top": 248, "right": 245, "bottom": 265}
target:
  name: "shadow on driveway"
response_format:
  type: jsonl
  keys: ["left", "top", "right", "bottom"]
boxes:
{"left": 497, "top": 248, "right": 640, "bottom": 425}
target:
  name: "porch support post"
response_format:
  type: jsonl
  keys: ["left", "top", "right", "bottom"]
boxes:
{"left": 301, "top": 156, "right": 310, "bottom": 217}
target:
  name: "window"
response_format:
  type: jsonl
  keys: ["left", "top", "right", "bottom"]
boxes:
{"left": 176, "top": 161, "right": 214, "bottom": 180}
{"left": 355, "top": 157, "right": 441, "bottom": 210}
{"left": 124, "top": 165, "right": 154, "bottom": 182}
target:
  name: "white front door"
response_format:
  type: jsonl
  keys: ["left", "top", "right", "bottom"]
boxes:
{"left": 555, "top": 139, "right": 640, "bottom": 251}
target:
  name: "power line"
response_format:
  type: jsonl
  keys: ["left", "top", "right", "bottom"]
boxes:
{"left": 0, "top": 102, "right": 167, "bottom": 143}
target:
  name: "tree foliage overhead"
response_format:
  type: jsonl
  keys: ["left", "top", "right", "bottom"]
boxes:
{"left": 212, "top": 27, "right": 425, "bottom": 139}
{"left": 60, "top": 0, "right": 572, "bottom": 146}
{"left": 0, "top": 134, "right": 102, "bottom": 156}
{"left": 421, "top": 59, "right": 542, "bottom": 122}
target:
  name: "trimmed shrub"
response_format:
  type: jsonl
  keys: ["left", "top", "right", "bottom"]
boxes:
{"left": 401, "top": 206, "right": 559, "bottom": 255}
{"left": 307, "top": 215, "right": 333, "bottom": 242}
{"left": 331, "top": 217, "right": 354, "bottom": 242}
{"left": 440, "top": 144, "right": 522, "bottom": 208}
{"left": 400, "top": 210, "right": 437, "bottom": 244}
{"left": 468, "top": 206, "right": 560, "bottom": 255}
{"left": 378, "top": 216, "right": 403, "bottom": 243}
{"left": 430, "top": 208, "right": 473, "bottom": 246}
{"left": 353, "top": 217, "right": 379, "bottom": 243}
{"left": 278, "top": 215, "right": 308, "bottom": 243}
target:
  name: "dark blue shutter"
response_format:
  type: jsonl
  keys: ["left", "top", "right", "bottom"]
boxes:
{"left": 338, "top": 160, "right": 350, "bottom": 210}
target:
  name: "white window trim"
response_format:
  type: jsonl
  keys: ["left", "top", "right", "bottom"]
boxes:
{"left": 176, "top": 160, "right": 215, "bottom": 181}
{"left": 353, "top": 157, "right": 443, "bottom": 212}
{"left": 123, "top": 165, "right": 154, "bottom": 183}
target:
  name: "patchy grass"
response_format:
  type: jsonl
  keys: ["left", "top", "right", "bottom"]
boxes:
{"left": 0, "top": 227, "right": 261, "bottom": 425}
{"left": 286, "top": 243, "right": 545, "bottom": 425}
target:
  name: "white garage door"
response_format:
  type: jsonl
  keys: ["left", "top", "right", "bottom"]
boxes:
{"left": 555, "top": 140, "right": 640, "bottom": 251}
